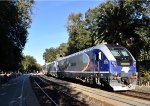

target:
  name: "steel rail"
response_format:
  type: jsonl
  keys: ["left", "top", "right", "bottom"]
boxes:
{"left": 33, "top": 77, "right": 59, "bottom": 106}
{"left": 117, "top": 90, "right": 150, "bottom": 100}
{"left": 38, "top": 76, "right": 88, "bottom": 105}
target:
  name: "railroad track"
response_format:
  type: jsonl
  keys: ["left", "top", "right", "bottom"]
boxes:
{"left": 32, "top": 76, "right": 87, "bottom": 106}
{"left": 117, "top": 90, "right": 150, "bottom": 101}
{"left": 33, "top": 77, "right": 59, "bottom": 106}
{"left": 41, "top": 75, "right": 150, "bottom": 101}
{"left": 39, "top": 75, "right": 150, "bottom": 106}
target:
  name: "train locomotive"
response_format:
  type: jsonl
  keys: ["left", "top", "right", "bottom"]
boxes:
{"left": 45, "top": 44, "right": 137, "bottom": 91}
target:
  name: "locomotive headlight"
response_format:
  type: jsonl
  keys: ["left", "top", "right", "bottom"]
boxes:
{"left": 111, "top": 72, "right": 121, "bottom": 80}
{"left": 112, "top": 72, "right": 121, "bottom": 77}
{"left": 111, "top": 72, "right": 118, "bottom": 77}
{"left": 114, "top": 72, "right": 118, "bottom": 76}
{"left": 111, "top": 61, "right": 117, "bottom": 67}
{"left": 132, "top": 72, "right": 138, "bottom": 76}
{"left": 132, "top": 72, "right": 138, "bottom": 79}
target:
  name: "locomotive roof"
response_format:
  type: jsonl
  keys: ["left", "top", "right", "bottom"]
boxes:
{"left": 56, "top": 44, "right": 128, "bottom": 61}
{"left": 106, "top": 44, "right": 123, "bottom": 48}
{"left": 56, "top": 44, "right": 107, "bottom": 61}
{"left": 46, "top": 61, "right": 55, "bottom": 65}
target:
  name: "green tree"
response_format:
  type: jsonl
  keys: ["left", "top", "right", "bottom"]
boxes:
{"left": 67, "top": 13, "right": 91, "bottom": 55}
{"left": 21, "top": 55, "right": 41, "bottom": 73}
{"left": 0, "top": 1, "right": 33, "bottom": 72}
{"left": 43, "top": 48, "right": 58, "bottom": 63}
{"left": 57, "top": 43, "right": 68, "bottom": 57}
{"left": 94, "top": 0, "right": 149, "bottom": 59}
{"left": 85, "top": 8, "right": 102, "bottom": 46}
{"left": 136, "top": 25, "right": 150, "bottom": 60}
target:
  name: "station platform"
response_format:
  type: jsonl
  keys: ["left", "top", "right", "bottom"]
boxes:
{"left": 0, "top": 74, "right": 40, "bottom": 106}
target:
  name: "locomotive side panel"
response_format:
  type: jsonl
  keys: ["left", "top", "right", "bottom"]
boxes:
{"left": 57, "top": 51, "right": 96, "bottom": 78}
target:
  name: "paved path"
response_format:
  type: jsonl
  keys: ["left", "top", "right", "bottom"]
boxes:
{"left": 0, "top": 74, "right": 40, "bottom": 106}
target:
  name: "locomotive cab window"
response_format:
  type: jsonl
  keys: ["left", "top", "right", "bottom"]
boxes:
{"left": 108, "top": 47, "right": 131, "bottom": 58}
{"left": 108, "top": 46, "right": 133, "bottom": 66}
{"left": 96, "top": 52, "right": 102, "bottom": 61}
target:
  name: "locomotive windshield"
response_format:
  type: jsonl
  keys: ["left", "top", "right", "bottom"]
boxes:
{"left": 107, "top": 45, "right": 133, "bottom": 66}
{"left": 109, "top": 48, "right": 130, "bottom": 57}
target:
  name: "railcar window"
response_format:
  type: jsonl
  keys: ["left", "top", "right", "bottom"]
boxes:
{"left": 71, "top": 62, "right": 76, "bottom": 66}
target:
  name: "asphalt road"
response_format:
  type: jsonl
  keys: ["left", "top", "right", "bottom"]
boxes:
{"left": 0, "top": 74, "right": 40, "bottom": 106}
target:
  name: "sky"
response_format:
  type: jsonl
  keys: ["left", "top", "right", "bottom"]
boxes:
{"left": 23, "top": 0, "right": 104, "bottom": 65}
